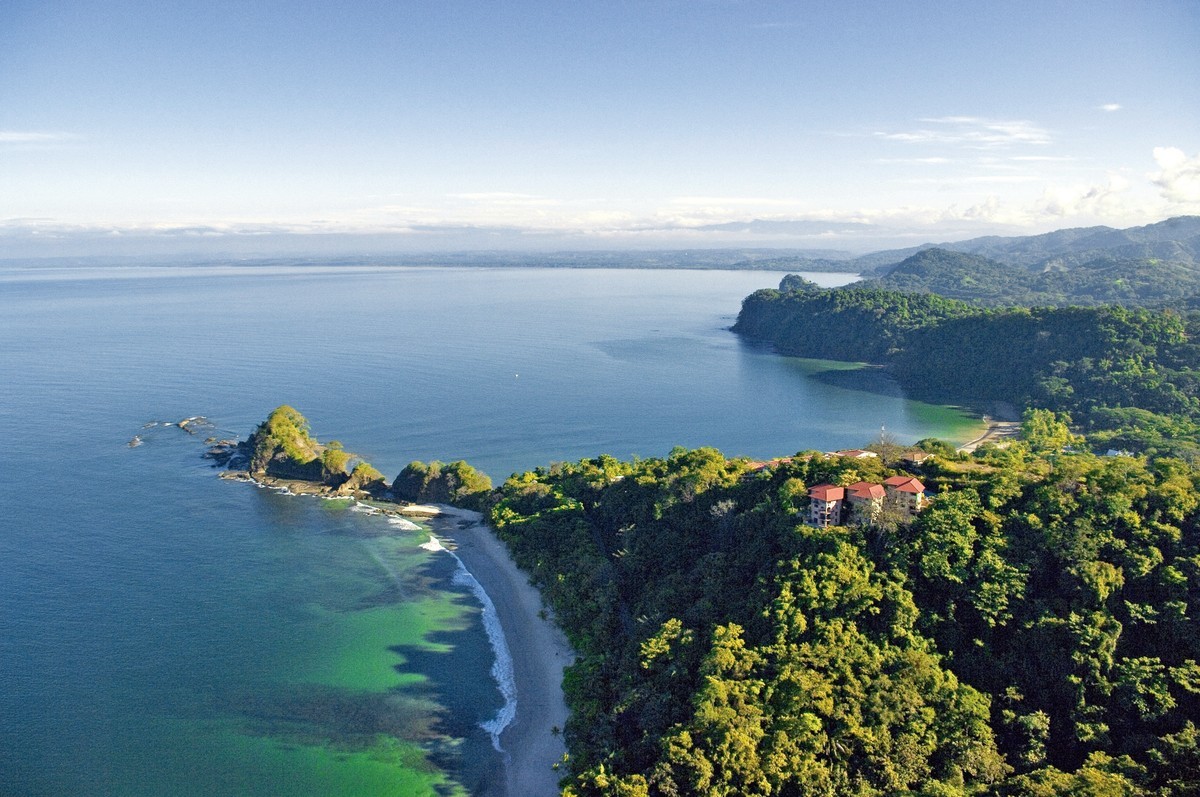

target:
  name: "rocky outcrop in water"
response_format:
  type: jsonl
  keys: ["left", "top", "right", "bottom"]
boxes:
{"left": 236, "top": 405, "right": 388, "bottom": 497}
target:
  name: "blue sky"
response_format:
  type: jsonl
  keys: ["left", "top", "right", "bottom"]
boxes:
{"left": 2, "top": 0, "right": 1198, "bottom": 255}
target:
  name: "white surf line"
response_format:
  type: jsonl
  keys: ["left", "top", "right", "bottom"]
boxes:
{"left": 420, "top": 532, "right": 518, "bottom": 752}
{"left": 226, "top": 480, "right": 515, "bottom": 746}
{"left": 386, "top": 515, "right": 422, "bottom": 531}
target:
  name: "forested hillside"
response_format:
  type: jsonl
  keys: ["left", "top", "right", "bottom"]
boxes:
{"left": 489, "top": 440, "right": 1200, "bottom": 796}
{"left": 750, "top": 217, "right": 1200, "bottom": 308}
{"left": 868, "top": 247, "right": 1200, "bottom": 307}
{"left": 921, "top": 215, "right": 1200, "bottom": 272}
{"left": 734, "top": 281, "right": 1200, "bottom": 458}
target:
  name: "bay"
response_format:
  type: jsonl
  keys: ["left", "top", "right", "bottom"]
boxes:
{"left": 0, "top": 265, "right": 980, "bottom": 795}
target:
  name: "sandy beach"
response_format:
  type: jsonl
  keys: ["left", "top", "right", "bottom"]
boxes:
{"left": 418, "top": 505, "right": 574, "bottom": 797}
{"left": 957, "top": 403, "right": 1022, "bottom": 453}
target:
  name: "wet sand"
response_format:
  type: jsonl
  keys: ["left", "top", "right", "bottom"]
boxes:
{"left": 422, "top": 506, "right": 573, "bottom": 797}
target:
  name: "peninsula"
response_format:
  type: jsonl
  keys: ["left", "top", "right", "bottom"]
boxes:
{"left": 216, "top": 405, "right": 1200, "bottom": 796}
{"left": 733, "top": 277, "right": 1200, "bottom": 460}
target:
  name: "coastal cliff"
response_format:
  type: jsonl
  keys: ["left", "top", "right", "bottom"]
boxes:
{"left": 240, "top": 405, "right": 381, "bottom": 490}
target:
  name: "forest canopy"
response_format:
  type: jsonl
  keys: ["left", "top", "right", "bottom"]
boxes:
{"left": 489, "top": 444, "right": 1200, "bottom": 796}
{"left": 734, "top": 281, "right": 1200, "bottom": 459}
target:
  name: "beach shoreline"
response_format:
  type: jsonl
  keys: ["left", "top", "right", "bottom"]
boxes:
{"left": 957, "top": 403, "right": 1021, "bottom": 453}
{"left": 421, "top": 505, "right": 573, "bottom": 797}
{"left": 223, "top": 472, "right": 573, "bottom": 796}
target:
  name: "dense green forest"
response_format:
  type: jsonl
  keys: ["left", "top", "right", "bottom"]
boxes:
{"left": 734, "top": 280, "right": 1200, "bottom": 459}
{"left": 790, "top": 216, "right": 1200, "bottom": 308}
{"left": 866, "top": 247, "right": 1200, "bottom": 308}
{"left": 242, "top": 404, "right": 386, "bottom": 492}
{"left": 488, "top": 436, "right": 1200, "bottom": 796}
{"left": 392, "top": 458, "right": 493, "bottom": 509}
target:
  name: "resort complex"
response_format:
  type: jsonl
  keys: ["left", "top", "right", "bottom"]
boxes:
{"left": 807, "top": 474, "right": 928, "bottom": 528}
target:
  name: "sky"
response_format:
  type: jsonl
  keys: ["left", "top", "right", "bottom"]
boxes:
{"left": 2, "top": 0, "right": 1199, "bottom": 256}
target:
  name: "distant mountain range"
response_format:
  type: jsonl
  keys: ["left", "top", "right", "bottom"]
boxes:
{"left": 763, "top": 216, "right": 1200, "bottom": 307}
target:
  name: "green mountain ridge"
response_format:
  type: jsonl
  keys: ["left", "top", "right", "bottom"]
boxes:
{"left": 869, "top": 216, "right": 1200, "bottom": 274}
{"left": 866, "top": 246, "right": 1200, "bottom": 307}
{"left": 729, "top": 217, "right": 1200, "bottom": 293}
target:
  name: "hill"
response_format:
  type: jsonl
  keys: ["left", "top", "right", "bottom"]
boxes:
{"left": 852, "top": 216, "right": 1200, "bottom": 275}
{"left": 795, "top": 217, "right": 1200, "bottom": 307}
{"left": 870, "top": 244, "right": 1200, "bottom": 307}
{"left": 734, "top": 282, "right": 1200, "bottom": 458}
{"left": 938, "top": 215, "right": 1200, "bottom": 270}
{"left": 491, "top": 444, "right": 1200, "bottom": 796}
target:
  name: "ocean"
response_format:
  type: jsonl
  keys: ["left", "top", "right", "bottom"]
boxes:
{"left": 0, "top": 264, "right": 980, "bottom": 795}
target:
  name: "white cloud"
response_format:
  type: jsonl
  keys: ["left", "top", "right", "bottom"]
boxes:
{"left": 1009, "top": 155, "right": 1076, "bottom": 163}
{"left": 1037, "top": 174, "right": 1133, "bottom": 218}
{"left": 1099, "top": 103, "right": 1122, "bottom": 112}
{"left": 450, "top": 192, "right": 552, "bottom": 203}
{"left": 10, "top": 147, "right": 1187, "bottom": 250}
{"left": 1151, "top": 147, "right": 1200, "bottom": 205}
{"left": 874, "top": 157, "right": 953, "bottom": 165}
{"left": 876, "top": 116, "right": 1052, "bottom": 148}
{"left": 667, "top": 196, "right": 802, "bottom": 207}
{"left": 898, "top": 175, "right": 1044, "bottom": 186}
{"left": 955, "top": 196, "right": 1014, "bottom": 224}
{"left": 0, "top": 131, "right": 80, "bottom": 144}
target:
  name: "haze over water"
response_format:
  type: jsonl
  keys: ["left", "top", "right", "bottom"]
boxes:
{"left": 0, "top": 264, "right": 979, "bottom": 795}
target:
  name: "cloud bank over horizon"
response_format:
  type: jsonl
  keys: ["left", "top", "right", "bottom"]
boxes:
{"left": 2, "top": 2, "right": 1196, "bottom": 259}
{"left": 4, "top": 142, "right": 1197, "bottom": 259}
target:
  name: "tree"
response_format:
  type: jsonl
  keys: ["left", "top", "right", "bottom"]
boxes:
{"left": 1146, "top": 722, "right": 1200, "bottom": 796}
{"left": 1021, "top": 409, "right": 1081, "bottom": 454}
{"left": 868, "top": 428, "right": 906, "bottom": 464}
{"left": 391, "top": 460, "right": 493, "bottom": 508}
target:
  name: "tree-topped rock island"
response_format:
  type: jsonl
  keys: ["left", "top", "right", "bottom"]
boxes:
{"left": 218, "top": 404, "right": 491, "bottom": 506}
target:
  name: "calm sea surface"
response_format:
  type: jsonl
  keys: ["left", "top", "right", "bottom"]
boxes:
{"left": 0, "top": 265, "right": 979, "bottom": 795}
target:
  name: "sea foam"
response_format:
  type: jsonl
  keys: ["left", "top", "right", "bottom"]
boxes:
{"left": 419, "top": 531, "right": 517, "bottom": 748}
{"left": 388, "top": 516, "right": 422, "bottom": 531}
{"left": 419, "top": 534, "right": 446, "bottom": 551}
{"left": 451, "top": 557, "right": 518, "bottom": 751}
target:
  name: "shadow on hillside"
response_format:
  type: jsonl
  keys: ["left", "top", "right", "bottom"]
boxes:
{"left": 807, "top": 363, "right": 1005, "bottom": 422}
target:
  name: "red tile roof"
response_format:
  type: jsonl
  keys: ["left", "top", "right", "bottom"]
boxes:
{"left": 847, "top": 482, "right": 886, "bottom": 499}
{"left": 883, "top": 475, "right": 925, "bottom": 493}
{"left": 808, "top": 483, "right": 845, "bottom": 501}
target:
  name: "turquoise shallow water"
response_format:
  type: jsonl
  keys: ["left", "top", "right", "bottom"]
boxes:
{"left": 0, "top": 265, "right": 980, "bottom": 795}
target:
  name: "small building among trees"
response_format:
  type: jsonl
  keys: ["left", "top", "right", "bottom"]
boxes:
{"left": 807, "top": 483, "right": 846, "bottom": 528}
{"left": 883, "top": 475, "right": 927, "bottom": 517}
{"left": 846, "top": 481, "right": 887, "bottom": 525}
